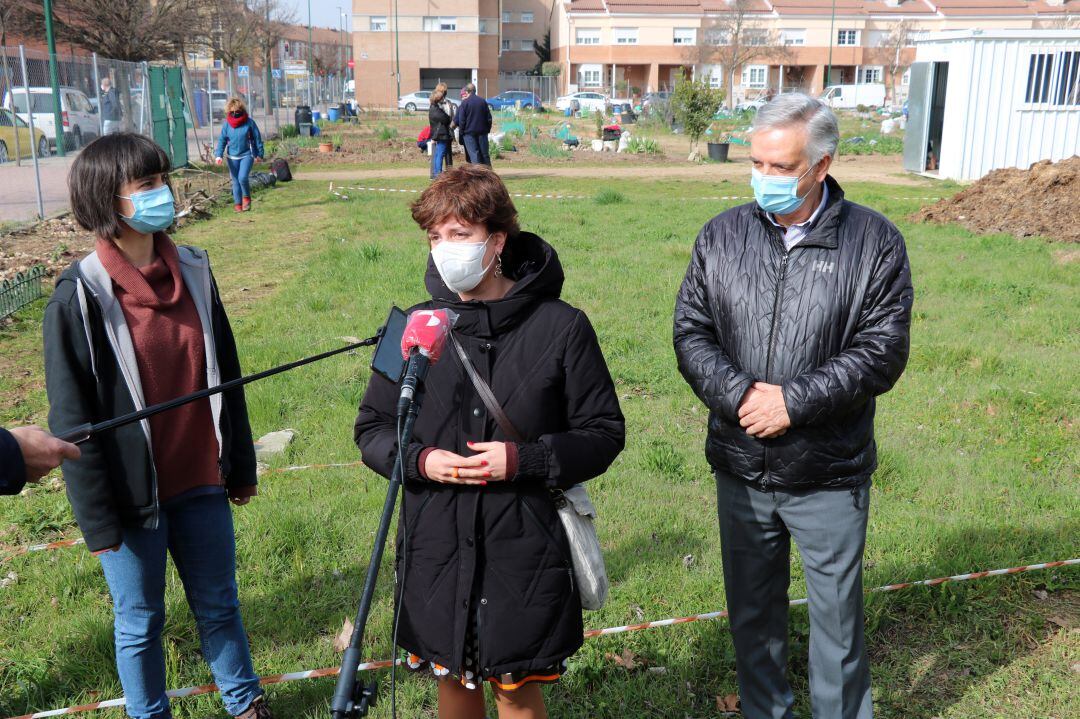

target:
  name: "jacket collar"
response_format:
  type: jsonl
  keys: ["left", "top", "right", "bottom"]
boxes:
{"left": 754, "top": 174, "right": 846, "bottom": 250}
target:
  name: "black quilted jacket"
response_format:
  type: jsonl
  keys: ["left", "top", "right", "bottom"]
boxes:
{"left": 674, "top": 176, "right": 913, "bottom": 489}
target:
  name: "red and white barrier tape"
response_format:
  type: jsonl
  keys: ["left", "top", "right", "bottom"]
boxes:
{"left": 6, "top": 558, "right": 1075, "bottom": 718}
{"left": 1, "top": 538, "right": 85, "bottom": 564}
{"left": 328, "top": 183, "right": 939, "bottom": 203}
{"left": 261, "top": 461, "right": 364, "bottom": 474}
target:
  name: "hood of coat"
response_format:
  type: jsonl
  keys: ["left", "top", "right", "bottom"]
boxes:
{"left": 424, "top": 231, "right": 564, "bottom": 337}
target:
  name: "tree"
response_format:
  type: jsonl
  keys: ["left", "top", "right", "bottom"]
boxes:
{"left": 692, "top": 0, "right": 792, "bottom": 109}
{"left": 204, "top": 0, "right": 262, "bottom": 72}
{"left": 870, "top": 20, "right": 914, "bottom": 105}
{"left": 0, "top": 1, "right": 39, "bottom": 50}
{"left": 44, "top": 0, "right": 206, "bottom": 62}
{"left": 672, "top": 72, "right": 724, "bottom": 160}
{"left": 530, "top": 30, "right": 551, "bottom": 75}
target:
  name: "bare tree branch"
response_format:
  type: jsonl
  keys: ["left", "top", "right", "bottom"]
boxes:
{"left": 868, "top": 20, "right": 914, "bottom": 105}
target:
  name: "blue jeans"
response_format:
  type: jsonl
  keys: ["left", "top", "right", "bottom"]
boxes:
{"left": 462, "top": 133, "right": 490, "bottom": 166}
{"left": 98, "top": 493, "right": 262, "bottom": 719}
{"left": 431, "top": 140, "right": 450, "bottom": 178}
{"left": 226, "top": 155, "right": 253, "bottom": 205}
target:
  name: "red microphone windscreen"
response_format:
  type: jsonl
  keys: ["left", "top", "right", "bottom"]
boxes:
{"left": 401, "top": 309, "right": 458, "bottom": 362}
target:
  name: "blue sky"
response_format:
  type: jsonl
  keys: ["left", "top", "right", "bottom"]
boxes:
{"left": 283, "top": 0, "right": 352, "bottom": 31}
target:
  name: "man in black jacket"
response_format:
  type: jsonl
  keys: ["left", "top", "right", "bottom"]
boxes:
{"left": 0, "top": 426, "right": 80, "bottom": 495}
{"left": 674, "top": 93, "right": 912, "bottom": 719}
{"left": 99, "top": 77, "right": 122, "bottom": 134}
{"left": 453, "top": 82, "right": 492, "bottom": 166}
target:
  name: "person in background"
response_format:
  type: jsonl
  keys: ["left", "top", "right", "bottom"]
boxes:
{"left": 417, "top": 125, "right": 431, "bottom": 154}
{"left": 355, "top": 165, "right": 624, "bottom": 719}
{"left": 100, "top": 77, "right": 123, "bottom": 135}
{"left": 454, "top": 82, "right": 493, "bottom": 166}
{"left": 214, "top": 98, "right": 264, "bottom": 213}
{"left": 674, "top": 93, "right": 912, "bottom": 719}
{"left": 0, "top": 426, "right": 80, "bottom": 495}
{"left": 45, "top": 133, "right": 271, "bottom": 719}
{"left": 428, "top": 82, "right": 455, "bottom": 179}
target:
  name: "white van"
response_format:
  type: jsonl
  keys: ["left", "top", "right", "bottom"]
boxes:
{"left": 3, "top": 86, "right": 99, "bottom": 150}
{"left": 819, "top": 84, "right": 886, "bottom": 109}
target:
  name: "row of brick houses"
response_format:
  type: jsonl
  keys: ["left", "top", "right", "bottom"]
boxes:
{"left": 352, "top": 0, "right": 1075, "bottom": 108}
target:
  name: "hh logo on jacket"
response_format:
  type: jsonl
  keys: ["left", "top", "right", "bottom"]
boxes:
{"left": 813, "top": 260, "right": 835, "bottom": 274}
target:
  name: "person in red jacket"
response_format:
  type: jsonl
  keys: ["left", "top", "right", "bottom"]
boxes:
{"left": 44, "top": 133, "right": 271, "bottom": 719}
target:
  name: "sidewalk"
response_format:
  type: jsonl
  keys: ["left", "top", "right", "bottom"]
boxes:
{"left": 0, "top": 155, "right": 75, "bottom": 223}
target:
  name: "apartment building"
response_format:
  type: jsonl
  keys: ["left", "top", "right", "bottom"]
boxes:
{"left": 352, "top": 0, "right": 554, "bottom": 107}
{"left": 551, "top": 0, "right": 1075, "bottom": 103}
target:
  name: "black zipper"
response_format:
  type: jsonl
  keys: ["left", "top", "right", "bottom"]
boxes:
{"left": 521, "top": 496, "right": 572, "bottom": 567}
{"left": 761, "top": 237, "right": 790, "bottom": 491}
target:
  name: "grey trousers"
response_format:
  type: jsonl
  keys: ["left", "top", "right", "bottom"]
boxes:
{"left": 715, "top": 471, "right": 873, "bottom": 719}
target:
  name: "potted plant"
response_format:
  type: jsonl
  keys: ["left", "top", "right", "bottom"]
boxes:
{"left": 318, "top": 136, "right": 334, "bottom": 153}
{"left": 591, "top": 111, "right": 605, "bottom": 152}
{"left": 707, "top": 127, "right": 731, "bottom": 163}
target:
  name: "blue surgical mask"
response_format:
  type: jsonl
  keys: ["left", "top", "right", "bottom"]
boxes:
{"left": 117, "top": 185, "right": 175, "bottom": 234}
{"left": 750, "top": 164, "right": 818, "bottom": 215}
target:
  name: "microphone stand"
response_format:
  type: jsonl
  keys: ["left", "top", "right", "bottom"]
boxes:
{"left": 330, "top": 383, "right": 425, "bottom": 718}
{"left": 57, "top": 334, "right": 381, "bottom": 445}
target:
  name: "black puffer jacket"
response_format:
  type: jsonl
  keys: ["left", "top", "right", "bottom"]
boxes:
{"left": 674, "top": 176, "right": 913, "bottom": 489}
{"left": 354, "top": 233, "right": 624, "bottom": 677}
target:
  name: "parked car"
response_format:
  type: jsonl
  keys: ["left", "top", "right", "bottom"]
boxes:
{"left": 398, "top": 91, "right": 432, "bottom": 112}
{"left": 3, "top": 86, "right": 99, "bottom": 150}
{"left": 209, "top": 90, "right": 228, "bottom": 120}
{"left": 487, "top": 91, "right": 543, "bottom": 110}
{"left": 734, "top": 98, "right": 767, "bottom": 113}
{"left": 0, "top": 107, "right": 49, "bottom": 162}
{"left": 555, "top": 91, "right": 608, "bottom": 113}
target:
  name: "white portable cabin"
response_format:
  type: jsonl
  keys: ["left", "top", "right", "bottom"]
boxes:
{"left": 903, "top": 29, "right": 1080, "bottom": 181}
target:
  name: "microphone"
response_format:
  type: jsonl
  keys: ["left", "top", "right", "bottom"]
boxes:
{"left": 397, "top": 308, "right": 458, "bottom": 416}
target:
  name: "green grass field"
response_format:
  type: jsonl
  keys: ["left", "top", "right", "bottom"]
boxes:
{"left": 0, "top": 175, "right": 1076, "bottom": 719}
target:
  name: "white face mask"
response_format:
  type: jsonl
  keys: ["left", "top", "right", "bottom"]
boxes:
{"left": 431, "top": 234, "right": 495, "bottom": 294}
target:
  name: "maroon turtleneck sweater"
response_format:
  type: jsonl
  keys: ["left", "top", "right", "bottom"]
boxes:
{"left": 96, "top": 235, "right": 248, "bottom": 503}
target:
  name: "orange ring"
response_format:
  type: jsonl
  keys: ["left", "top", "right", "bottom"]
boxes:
{"left": 451, "top": 467, "right": 459, "bottom": 479}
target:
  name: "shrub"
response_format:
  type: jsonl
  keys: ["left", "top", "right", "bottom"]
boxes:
{"left": 489, "top": 142, "right": 503, "bottom": 160}
{"left": 280, "top": 124, "right": 299, "bottom": 139}
{"left": 529, "top": 140, "right": 570, "bottom": 159}
{"left": 498, "top": 135, "right": 515, "bottom": 151}
{"left": 377, "top": 125, "right": 398, "bottom": 141}
{"left": 626, "top": 137, "right": 661, "bottom": 154}
{"left": 594, "top": 188, "right": 626, "bottom": 205}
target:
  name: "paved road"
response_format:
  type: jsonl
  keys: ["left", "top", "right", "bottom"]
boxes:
{"left": 0, "top": 155, "right": 74, "bottom": 223}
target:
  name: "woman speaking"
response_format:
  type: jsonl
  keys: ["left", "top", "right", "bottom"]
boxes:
{"left": 354, "top": 165, "right": 624, "bottom": 719}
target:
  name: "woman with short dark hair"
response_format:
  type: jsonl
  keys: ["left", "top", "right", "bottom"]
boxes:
{"left": 44, "top": 133, "right": 272, "bottom": 719}
{"left": 354, "top": 164, "right": 625, "bottom": 719}
{"left": 214, "top": 97, "right": 264, "bottom": 212}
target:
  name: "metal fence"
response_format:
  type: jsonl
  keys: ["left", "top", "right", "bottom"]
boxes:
{"left": 0, "top": 265, "right": 46, "bottom": 320}
{"left": 496, "top": 74, "right": 560, "bottom": 105}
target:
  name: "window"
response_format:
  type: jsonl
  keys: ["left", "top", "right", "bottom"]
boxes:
{"left": 1025, "top": 51, "right": 1080, "bottom": 106}
{"left": 673, "top": 27, "right": 696, "bottom": 45}
{"left": 579, "top": 65, "right": 602, "bottom": 86}
{"left": 860, "top": 66, "right": 882, "bottom": 84}
{"left": 576, "top": 28, "right": 600, "bottom": 45}
{"left": 837, "top": 29, "right": 859, "bottom": 46}
{"left": 742, "top": 64, "right": 767, "bottom": 89}
{"left": 370, "top": 16, "right": 387, "bottom": 31}
{"left": 866, "top": 30, "right": 889, "bottom": 46}
{"left": 902, "top": 68, "right": 911, "bottom": 86}
{"left": 703, "top": 65, "right": 723, "bottom": 89}
{"left": 521, "top": 12, "right": 534, "bottom": 23}
{"left": 746, "top": 29, "right": 768, "bottom": 46}
{"left": 423, "top": 16, "right": 457, "bottom": 31}
{"left": 613, "top": 27, "right": 638, "bottom": 45}
{"left": 502, "top": 11, "right": 511, "bottom": 23}
{"left": 479, "top": 18, "right": 495, "bottom": 34}
{"left": 706, "top": 28, "right": 729, "bottom": 46}
{"left": 501, "top": 39, "right": 511, "bottom": 51}
{"left": 781, "top": 29, "right": 805, "bottom": 46}
{"left": 520, "top": 40, "right": 533, "bottom": 51}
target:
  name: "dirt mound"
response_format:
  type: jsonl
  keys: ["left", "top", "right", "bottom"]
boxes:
{"left": 913, "top": 156, "right": 1080, "bottom": 243}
